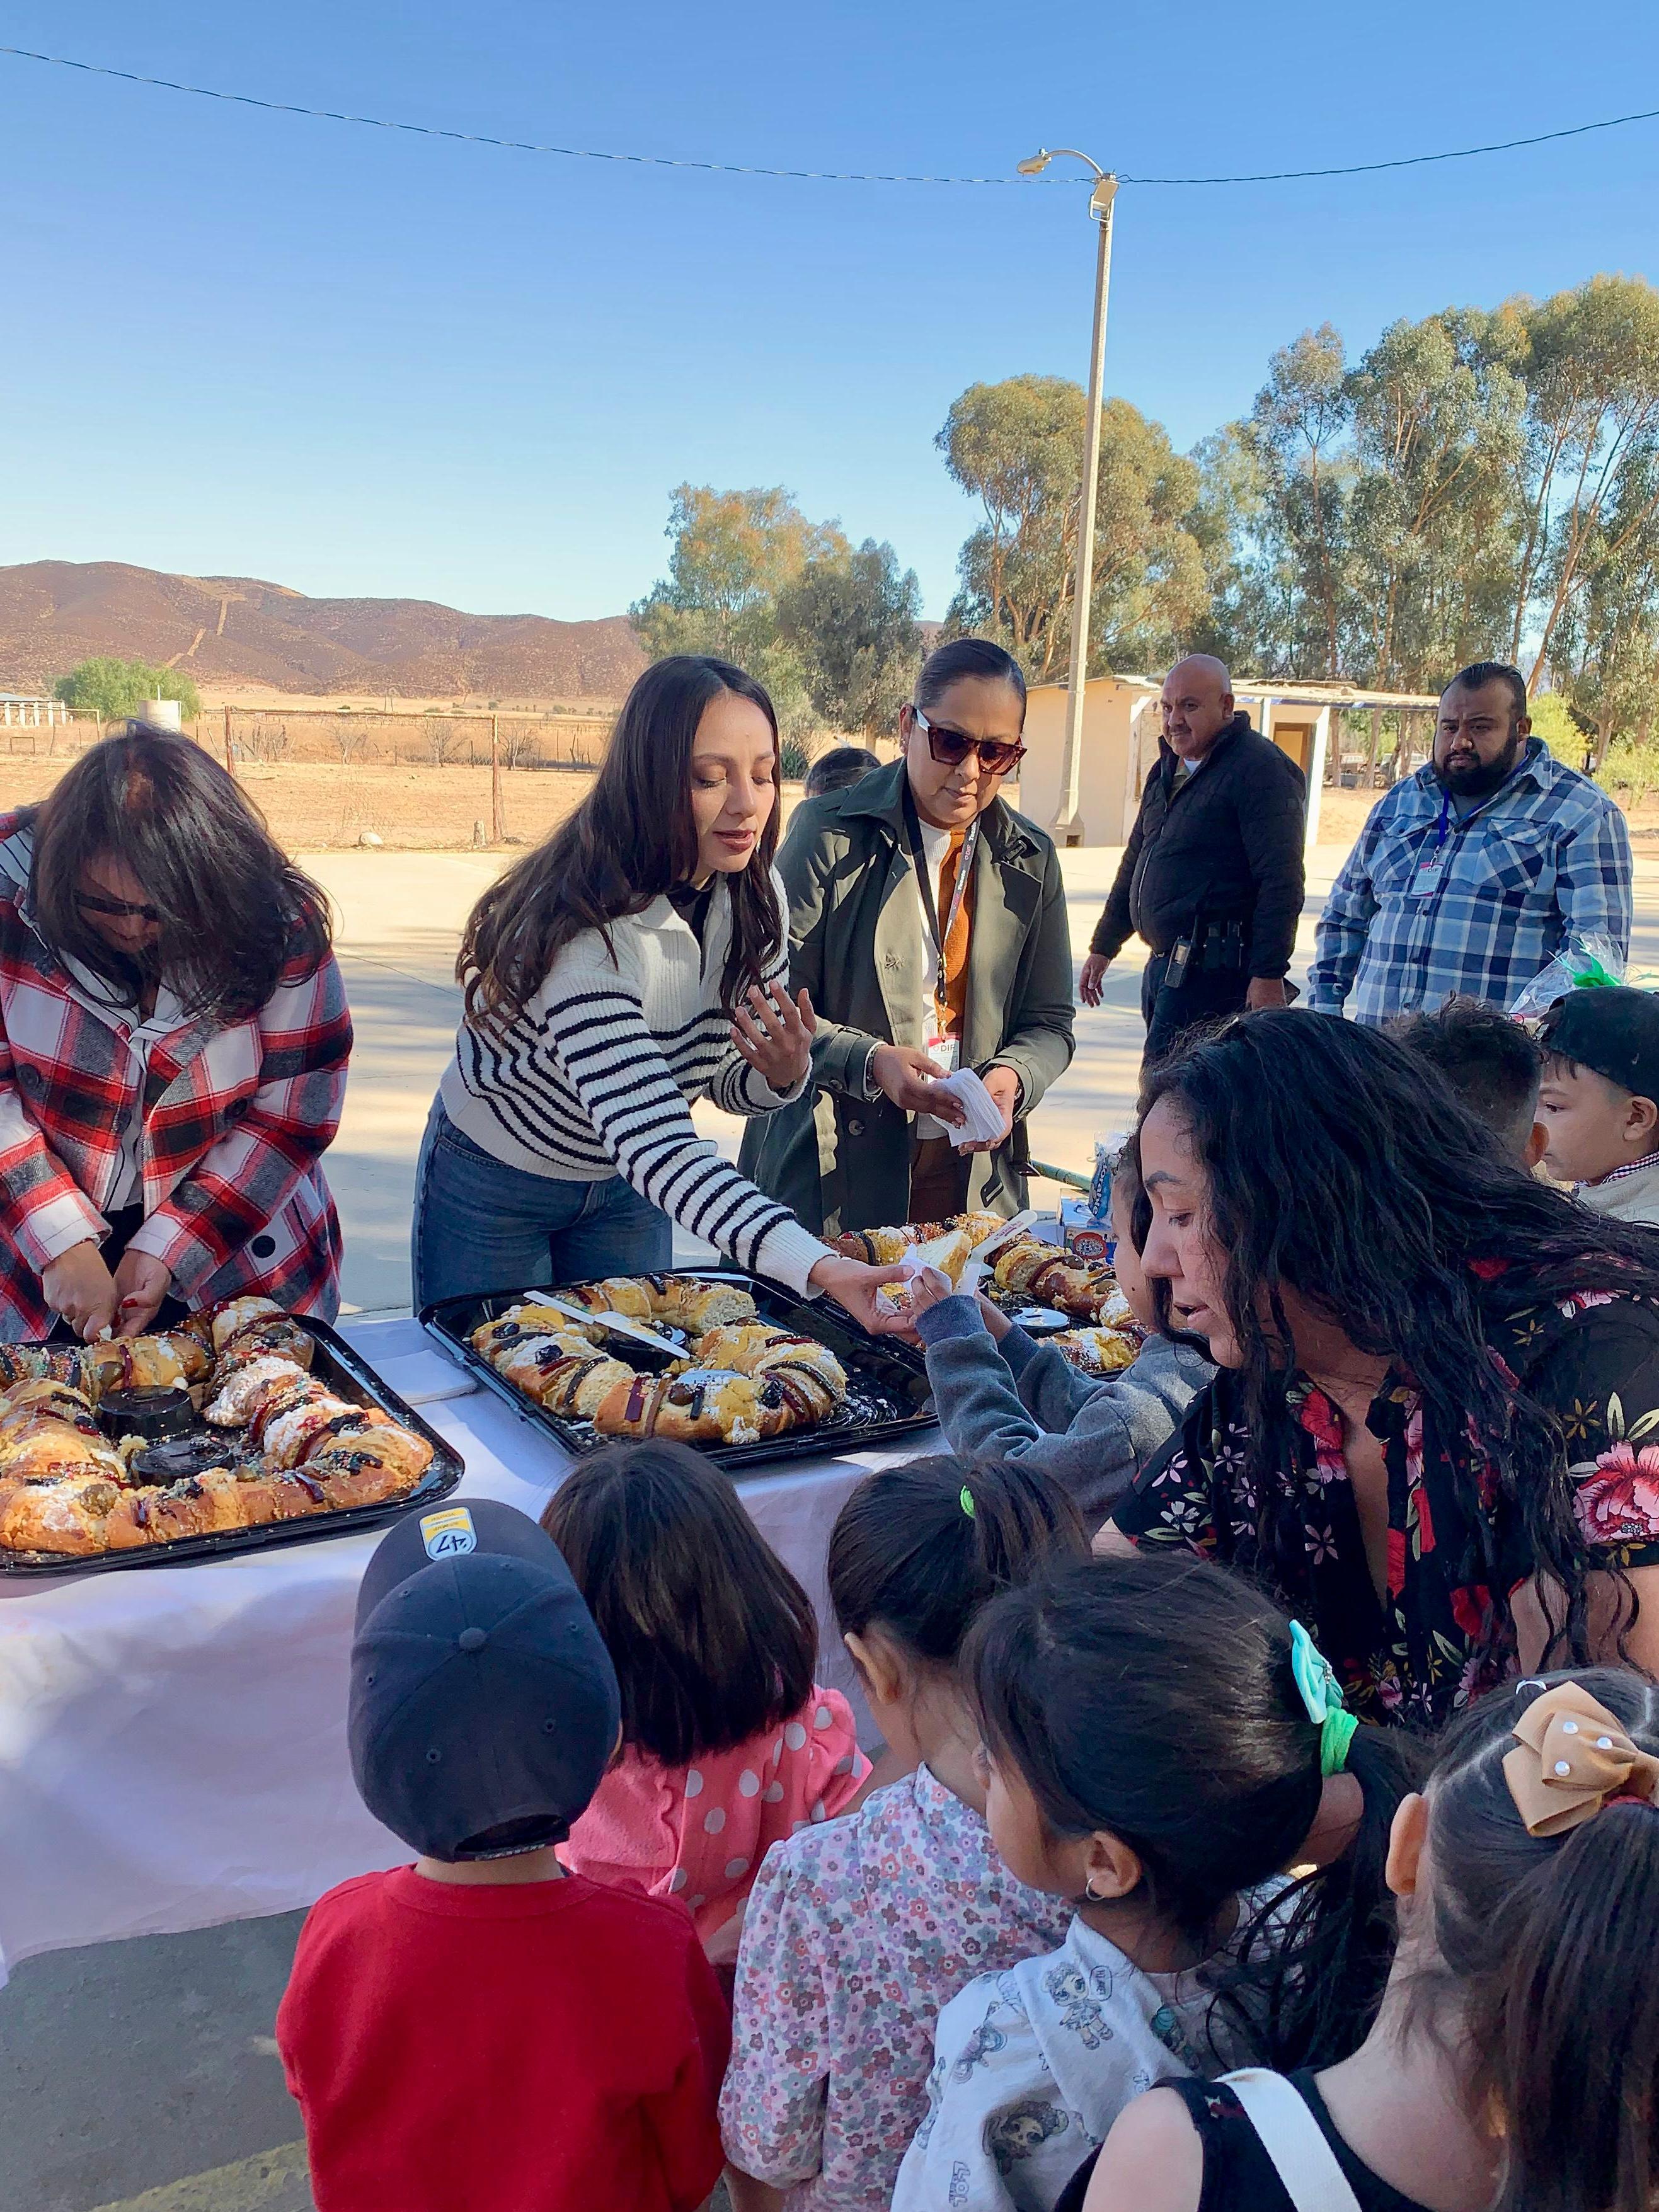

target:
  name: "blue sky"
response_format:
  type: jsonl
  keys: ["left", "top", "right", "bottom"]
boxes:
{"left": 5, "top": 2, "right": 1658, "bottom": 623}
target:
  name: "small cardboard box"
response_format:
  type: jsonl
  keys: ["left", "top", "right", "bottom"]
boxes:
{"left": 1060, "top": 1197, "right": 1113, "bottom": 1266}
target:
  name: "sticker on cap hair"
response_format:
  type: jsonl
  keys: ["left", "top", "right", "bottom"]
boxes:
{"left": 420, "top": 1506, "right": 476, "bottom": 1559}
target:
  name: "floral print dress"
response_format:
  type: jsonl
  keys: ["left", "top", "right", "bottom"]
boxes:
{"left": 720, "top": 1762, "right": 1072, "bottom": 2212}
{"left": 1112, "top": 1272, "right": 1659, "bottom": 1731}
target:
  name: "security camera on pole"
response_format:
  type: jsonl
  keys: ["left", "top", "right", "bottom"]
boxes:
{"left": 1018, "top": 147, "right": 1118, "bottom": 847}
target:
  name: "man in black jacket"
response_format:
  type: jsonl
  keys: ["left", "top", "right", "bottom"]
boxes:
{"left": 1080, "top": 655, "right": 1307, "bottom": 1057}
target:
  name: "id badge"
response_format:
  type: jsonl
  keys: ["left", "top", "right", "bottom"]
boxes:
{"left": 1411, "top": 856, "right": 1447, "bottom": 899}
{"left": 924, "top": 1033, "right": 960, "bottom": 1075}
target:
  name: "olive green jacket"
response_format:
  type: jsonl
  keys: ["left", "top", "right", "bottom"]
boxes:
{"left": 738, "top": 760, "right": 1076, "bottom": 1236}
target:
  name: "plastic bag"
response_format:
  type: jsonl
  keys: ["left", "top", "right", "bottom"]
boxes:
{"left": 1088, "top": 1130, "right": 1130, "bottom": 1217}
{"left": 1507, "top": 934, "right": 1627, "bottom": 1023}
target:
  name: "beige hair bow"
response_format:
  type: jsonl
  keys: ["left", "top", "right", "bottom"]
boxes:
{"left": 1503, "top": 1682, "right": 1659, "bottom": 1839}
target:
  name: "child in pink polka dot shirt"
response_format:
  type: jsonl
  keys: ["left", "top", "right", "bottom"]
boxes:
{"left": 542, "top": 1441, "right": 869, "bottom": 1963}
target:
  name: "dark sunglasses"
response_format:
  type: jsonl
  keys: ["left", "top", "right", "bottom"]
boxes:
{"left": 912, "top": 706, "right": 1025, "bottom": 777}
{"left": 75, "top": 891, "right": 162, "bottom": 922}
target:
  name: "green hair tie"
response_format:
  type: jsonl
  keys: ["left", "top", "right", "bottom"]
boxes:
{"left": 959, "top": 1486, "right": 977, "bottom": 1519}
{"left": 1289, "top": 1620, "right": 1358, "bottom": 1777}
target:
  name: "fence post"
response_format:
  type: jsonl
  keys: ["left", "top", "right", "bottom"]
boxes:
{"left": 491, "top": 714, "right": 505, "bottom": 843}
{"left": 222, "top": 705, "right": 235, "bottom": 779}
{"left": 1367, "top": 706, "right": 1382, "bottom": 788}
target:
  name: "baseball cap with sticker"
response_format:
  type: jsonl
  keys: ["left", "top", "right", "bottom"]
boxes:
{"left": 349, "top": 1498, "right": 620, "bottom": 1862}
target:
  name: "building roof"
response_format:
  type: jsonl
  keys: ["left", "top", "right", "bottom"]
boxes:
{"left": 1030, "top": 674, "right": 1442, "bottom": 710}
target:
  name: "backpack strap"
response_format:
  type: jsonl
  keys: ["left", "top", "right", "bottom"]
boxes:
{"left": 1220, "top": 2070, "right": 1365, "bottom": 2212}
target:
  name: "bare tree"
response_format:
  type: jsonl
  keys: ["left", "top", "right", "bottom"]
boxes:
{"left": 502, "top": 720, "right": 542, "bottom": 770}
{"left": 243, "top": 716, "right": 289, "bottom": 763}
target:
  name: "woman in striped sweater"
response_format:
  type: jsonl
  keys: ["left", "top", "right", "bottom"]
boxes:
{"left": 413, "top": 656, "right": 905, "bottom": 1328}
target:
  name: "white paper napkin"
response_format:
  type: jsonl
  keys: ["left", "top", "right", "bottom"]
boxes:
{"left": 371, "top": 1349, "right": 481, "bottom": 1406}
{"left": 936, "top": 1066, "right": 1012, "bottom": 1150}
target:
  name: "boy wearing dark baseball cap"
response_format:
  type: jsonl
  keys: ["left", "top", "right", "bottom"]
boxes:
{"left": 276, "top": 1499, "right": 729, "bottom": 2212}
{"left": 1538, "top": 985, "right": 1659, "bottom": 1228}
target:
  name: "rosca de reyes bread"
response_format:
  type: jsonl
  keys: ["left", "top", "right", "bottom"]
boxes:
{"left": 469, "top": 1283, "right": 850, "bottom": 1445}
{"left": 0, "top": 1299, "right": 433, "bottom": 1560}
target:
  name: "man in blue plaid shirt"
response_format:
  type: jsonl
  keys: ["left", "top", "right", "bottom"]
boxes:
{"left": 1309, "top": 662, "right": 1632, "bottom": 1026}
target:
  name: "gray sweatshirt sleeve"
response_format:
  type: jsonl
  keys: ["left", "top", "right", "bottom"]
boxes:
{"left": 913, "top": 1294, "right": 1215, "bottom": 1527}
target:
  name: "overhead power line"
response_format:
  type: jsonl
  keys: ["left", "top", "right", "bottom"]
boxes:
{"left": 3, "top": 42, "right": 1658, "bottom": 188}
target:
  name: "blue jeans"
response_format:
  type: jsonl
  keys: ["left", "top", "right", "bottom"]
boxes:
{"left": 411, "top": 1099, "right": 672, "bottom": 1308}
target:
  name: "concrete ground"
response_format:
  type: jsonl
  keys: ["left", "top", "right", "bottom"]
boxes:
{"left": 320, "top": 840, "right": 1379, "bottom": 1315}
{"left": 8, "top": 835, "right": 1659, "bottom": 2210}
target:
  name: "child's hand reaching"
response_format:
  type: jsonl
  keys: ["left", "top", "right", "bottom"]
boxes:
{"left": 901, "top": 1266, "right": 956, "bottom": 1321}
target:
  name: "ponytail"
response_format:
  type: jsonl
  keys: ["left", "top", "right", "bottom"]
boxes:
{"left": 1230, "top": 1722, "right": 1427, "bottom": 2071}
{"left": 1419, "top": 1669, "right": 1659, "bottom": 2212}
{"left": 1496, "top": 1802, "right": 1659, "bottom": 2212}
{"left": 827, "top": 1454, "right": 1086, "bottom": 1665}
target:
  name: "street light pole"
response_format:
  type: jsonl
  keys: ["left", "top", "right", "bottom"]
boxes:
{"left": 1019, "top": 149, "right": 1118, "bottom": 845}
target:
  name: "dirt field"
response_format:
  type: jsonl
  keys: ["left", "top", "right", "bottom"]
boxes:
{"left": 1318, "top": 782, "right": 1659, "bottom": 846}
{"left": 0, "top": 742, "right": 1655, "bottom": 856}
{"left": 0, "top": 755, "right": 604, "bottom": 851}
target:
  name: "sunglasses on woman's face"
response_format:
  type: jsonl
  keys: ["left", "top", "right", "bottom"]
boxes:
{"left": 76, "top": 891, "right": 162, "bottom": 922}
{"left": 912, "top": 707, "right": 1026, "bottom": 777}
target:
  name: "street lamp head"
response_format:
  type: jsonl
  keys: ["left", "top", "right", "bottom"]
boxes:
{"left": 1016, "top": 150, "right": 1052, "bottom": 176}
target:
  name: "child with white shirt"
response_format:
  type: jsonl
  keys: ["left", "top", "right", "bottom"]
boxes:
{"left": 892, "top": 1553, "right": 1418, "bottom": 2212}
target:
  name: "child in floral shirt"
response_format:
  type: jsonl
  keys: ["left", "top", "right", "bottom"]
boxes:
{"left": 721, "top": 1455, "right": 1086, "bottom": 2211}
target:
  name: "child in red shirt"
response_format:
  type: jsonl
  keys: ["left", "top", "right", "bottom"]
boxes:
{"left": 277, "top": 1498, "right": 729, "bottom": 2212}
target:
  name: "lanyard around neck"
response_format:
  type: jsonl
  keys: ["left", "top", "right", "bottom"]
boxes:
{"left": 902, "top": 783, "right": 979, "bottom": 1012}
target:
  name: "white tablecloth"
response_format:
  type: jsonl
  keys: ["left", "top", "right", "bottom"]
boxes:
{"left": 0, "top": 1317, "right": 932, "bottom": 1983}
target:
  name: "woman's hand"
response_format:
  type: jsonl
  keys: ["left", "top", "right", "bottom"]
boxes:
{"left": 732, "top": 982, "right": 816, "bottom": 1094}
{"left": 806, "top": 1253, "right": 909, "bottom": 1333}
{"left": 869, "top": 1044, "right": 967, "bottom": 1126}
{"left": 113, "top": 1251, "right": 173, "bottom": 1338}
{"left": 958, "top": 1064, "right": 1020, "bottom": 1155}
{"left": 41, "top": 1241, "right": 119, "bottom": 1341}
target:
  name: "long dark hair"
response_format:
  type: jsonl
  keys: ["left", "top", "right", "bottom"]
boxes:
{"left": 828, "top": 1453, "right": 1086, "bottom": 1665}
{"left": 459, "top": 655, "right": 782, "bottom": 1028}
{"left": 1135, "top": 1010, "right": 1659, "bottom": 1668}
{"left": 23, "top": 725, "right": 330, "bottom": 1020}
{"left": 968, "top": 1552, "right": 1422, "bottom": 2070}
{"left": 1417, "top": 1669, "right": 1659, "bottom": 2212}
{"left": 540, "top": 1439, "right": 816, "bottom": 1767}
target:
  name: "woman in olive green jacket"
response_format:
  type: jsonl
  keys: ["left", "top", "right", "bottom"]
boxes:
{"left": 740, "top": 640, "right": 1075, "bottom": 1237}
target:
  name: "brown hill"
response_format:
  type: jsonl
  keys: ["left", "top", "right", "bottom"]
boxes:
{"left": 0, "top": 561, "right": 647, "bottom": 702}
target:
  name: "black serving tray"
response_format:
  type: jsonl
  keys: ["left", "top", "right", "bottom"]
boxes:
{"left": 0, "top": 1317, "right": 464, "bottom": 1578}
{"left": 421, "top": 1271, "right": 938, "bottom": 1474}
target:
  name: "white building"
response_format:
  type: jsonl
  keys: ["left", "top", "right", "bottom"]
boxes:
{"left": 0, "top": 694, "right": 72, "bottom": 729}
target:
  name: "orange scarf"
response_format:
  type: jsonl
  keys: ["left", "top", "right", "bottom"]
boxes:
{"left": 934, "top": 831, "right": 976, "bottom": 1040}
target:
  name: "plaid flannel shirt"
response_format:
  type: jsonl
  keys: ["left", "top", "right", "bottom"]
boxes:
{"left": 0, "top": 818, "right": 352, "bottom": 1339}
{"left": 1308, "top": 742, "right": 1632, "bottom": 1026}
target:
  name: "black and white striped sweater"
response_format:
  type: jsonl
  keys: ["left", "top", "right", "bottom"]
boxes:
{"left": 440, "top": 875, "right": 830, "bottom": 1295}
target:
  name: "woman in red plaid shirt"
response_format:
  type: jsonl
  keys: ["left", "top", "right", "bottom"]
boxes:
{"left": 0, "top": 726, "right": 352, "bottom": 1342}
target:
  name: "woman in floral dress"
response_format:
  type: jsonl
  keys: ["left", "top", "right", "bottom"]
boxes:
{"left": 1103, "top": 1009, "right": 1659, "bottom": 1729}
